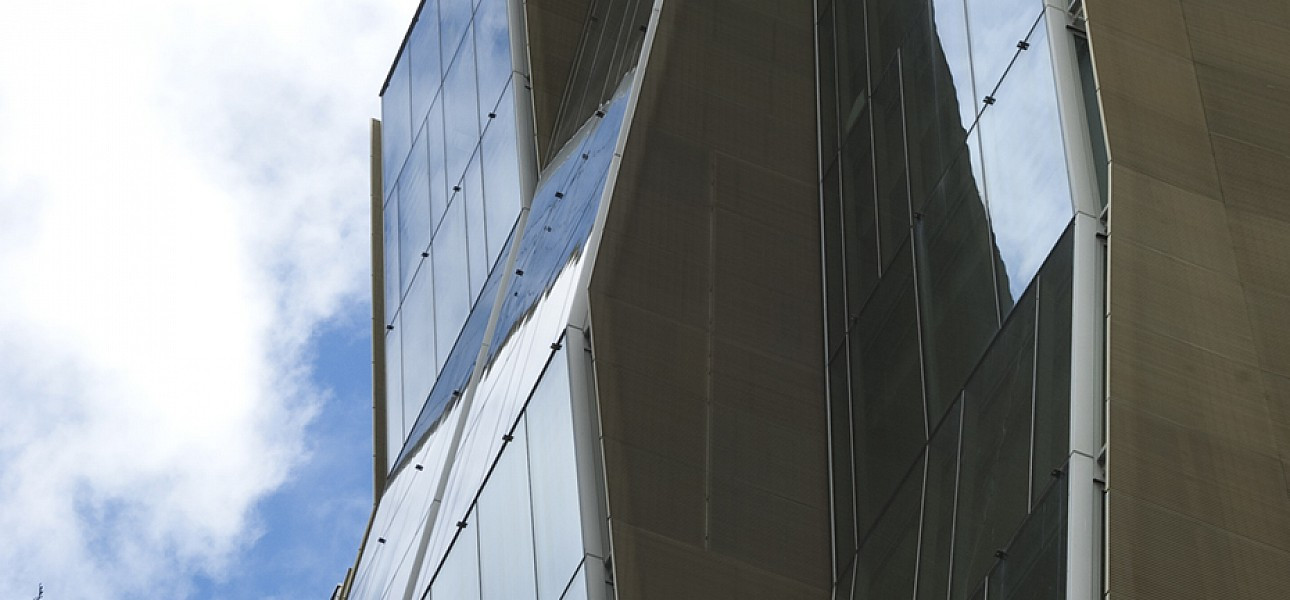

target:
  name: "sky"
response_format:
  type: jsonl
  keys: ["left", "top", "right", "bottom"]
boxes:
{"left": 0, "top": 1, "right": 418, "bottom": 598}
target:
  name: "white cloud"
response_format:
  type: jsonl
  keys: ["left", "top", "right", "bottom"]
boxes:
{"left": 0, "top": 1, "right": 416, "bottom": 597}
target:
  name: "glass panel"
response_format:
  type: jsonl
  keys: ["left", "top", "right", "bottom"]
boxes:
{"left": 385, "top": 320, "right": 404, "bottom": 468}
{"left": 835, "top": 0, "right": 868, "bottom": 137}
{"left": 1032, "top": 222, "right": 1073, "bottom": 506}
{"left": 382, "top": 51, "right": 413, "bottom": 201}
{"left": 463, "top": 148, "right": 490, "bottom": 299}
{"left": 952, "top": 288, "right": 1036, "bottom": 600}
{"left": 900, "top": 7, "right": 948, "bottom": 209}
{"left": 477, "top": 416, "right": 538, "bottom": 600}
{"left": 402, "top": 264, "right": 437, "bottom": 423}
{"left": 440, "top": 0, "right": 473, "bottom": 68}
{"left": 433, "top": 197, "right": 471, "bottom": 370}
{"left": 840, "top": 105, "right": 879, "bottom": 323}
{"left": 914, "top": 144, "right": 1001, "bottom": 425}
{"left": 976, "top": 16, "right": 1073, "bottom": 312}
{"left": 867, "top": 0, "right": 922, "bottom": 93}
{"left": 410, "top": 0, "right": 443, "bottom": 128}
{"left": 1075, "top": 34, "right": 1109, "bottom": 209}
{"left": 967, "top": 0, "right": 1038, "bottom": 97}
{"left": 837, "top": 552, "right": 856, "bottom": 600}
{"left": 855, "top": 456, "right": 922, "bottom": 600}
{"left": 428, "top": 96, "right": 449, "bottom": 235}
{"left": 850, "top": 238, "right": 926, "bottom": 535}
{"left": 481, "top": 84, "right": 522, "bottom": 262}
{"left": 988, "top": 483, "right": 1067, "bottom": 600}
{"left": 444, "top": 22, "right": 480, "bottom": 188}
{"left": 399, "top": 124, "right": 433, "bottom": 297}
{"left": 819, "top": 3, "right": 839, "bottom": 160}
{"left": 829, "top": 348, "right": 855, "bottom": 573}
{"left": 430, "top": 520, "right": 481, "bottom": 600}
{"left": 916, "top": 400, "right": 960, "bottom": 600}
{"left": 560, "top": 561, "right": 588, "bottom": 600}
{"left": 526, "top": 349, "right": 584, "bottom": 600}
{"left": 823, "top": 163, "right": 846, "bottom": 351}
{"left": 929, "top": 0, "right": 977, "bottom": 132}
{"left": 475, "top": 0, "right": 512, "bottom": 131}
{"left": 384, "top": 189, "right": 402, "bottom": 323}
{"left": 871, "top": 56, "right": 910, "bottom": 269}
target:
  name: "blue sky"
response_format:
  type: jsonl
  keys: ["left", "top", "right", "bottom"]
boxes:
{"left": 0, "top": 1, "right": 418, "bottom": 597}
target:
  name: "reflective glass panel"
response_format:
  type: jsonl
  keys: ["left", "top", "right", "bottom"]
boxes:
{"left": 477, "top": 417, "right": 538, "bottom": 600}
{"left": 840, "top": 106, "right": 879, "bottom": 323}
{"left": 463, "top": 148, "right": 490, "bottom": 298}
{"left": 409, "top": 0, "right": 443, "bottom": 127}
{"left": 440, "top": 0, "right": 473, "bottom": 67}
{"left": 385, "top": 321, "right": 404, "bottom": 466}
{"left": 560, "top": 561, "right": 588, "bottom": 600}
{"left": 526, "top": 349, "right": 583, "bottom": 600}
{"left": 402, "top": 263, "right": 438, "bottom": 424}
{"left": 871, "top": 57, "right": 910, "bottom": 269}
{"left": 399, "top": 124, "right": 433, "bottom": 297}
{"left": 850, "top": 238, "right": 926, "bottom": 535}
{"left": 444, "top": 23, "right": 480, "bottom": 188}
{"left": 916, "top": 400, "right": 960, "bottom": 600}
{"left": 914, "top": 145, "right": 1000, "bottom": 424}
{"left": 823, "top": 164, "right": 846, "bottom": 352}
{"left": 835, "top": 0, "right": 868, "bottom": 137}
{"left": 1031, "top": 222, "right": 1072, "bottom": 506}
{"left": 433, "top": 197, "right": 470, "bottom": 370}
{"left": 818, "top": 3, "right": 839, "bottom": 160}
{"left": 952, "top": 288, "right": 1036, "bottom": 600}
{"left": 481, "top": 84, "right": 521, "bottom": 261}
{"left": 977, "top": 16, "right": 1072, "bottom": 310}
{"left": 987, "top": 483, "right": 1067, "bottom": 600}
{"left": 929, "top": 0, "right": 977, "bottom": 131}
{"left": 856, "top": 456, "right": 922, "bottom": 600}
{"left": 384, "top": 190, "right": 402, "bottom": 323}
{"left": 427, "top": 96, "right": 450, "bottom": 235}
{"left": 430, "top": 520, "right": 481, "bottom": 600}
{"left": 829, "top": 348, "right": 855, "bottom": 573}
{"left": 967, "top": 0, "right": 1039, "bottom": 97}
{"left": 475, "top": 0, "right": 511, "bottom": 131}
{"left": 868, "top": 0, "right": 924, "bottom": 80}
{"left": 382, "top": 51, "right": 413, "bottom": 201}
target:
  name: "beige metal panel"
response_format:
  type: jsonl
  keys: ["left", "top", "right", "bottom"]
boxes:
{"left": 1179, "top": 1, "right": 1290, "bottom": 81}
{"left": 586, "top": 0, "right": 827, "bottom": 596}
{"left": 1210, "top": 134, "right": 1290, "bottom": 223}
{"left": 1194, "top": 62, "right": 1290, "bottom": 156}
{"left": 1109, "top": 318, "right": 1277, "bottom": 453}
{"left": 1107, "top": 489, "right": 1290, "bottom": 600}
{"left": 1097, "top": 88, "right": 1222, "bottom": 198}
{"left": 1089, "top": 0, "right": 1290, "bottom": 596}
{"left": 1111, "top": 403, "right": 1290, "bottom": 551}
{"left": 1106, "top": 164, "right": 1238, "bottom": 275}
{"left": 1108, "top": 236, "right": 1259, "bottom": 365}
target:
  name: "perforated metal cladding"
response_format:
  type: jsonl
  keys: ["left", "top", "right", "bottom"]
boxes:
{"left": 1090, "top": 0, "right": 1290, "bottom": 596}
{"left": 587, "top": 0, "right": 830, "bottom": 597}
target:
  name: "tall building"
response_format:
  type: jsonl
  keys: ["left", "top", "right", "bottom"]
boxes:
{"left": 337, "top": 0, "right": 1290, "bottom": 598}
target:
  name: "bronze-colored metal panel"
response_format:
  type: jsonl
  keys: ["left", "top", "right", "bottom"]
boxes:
{"left": 587, "top": 0, "right": 828, "bottom": 596}
{"left": 610, "top": 521, "right": 824, "bottom": 600}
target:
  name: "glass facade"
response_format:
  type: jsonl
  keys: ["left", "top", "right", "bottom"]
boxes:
{"left": 348, "top": 0, "right": 650, "bottom": 588}
{"left": 380, "top": 0, "right": 524, "bottom": 460}
{"left": 350, "top": 0, "right": 641, "bottom": 588}
{"left": 818, "top": 0, "right": 1079, "bottom": 597}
